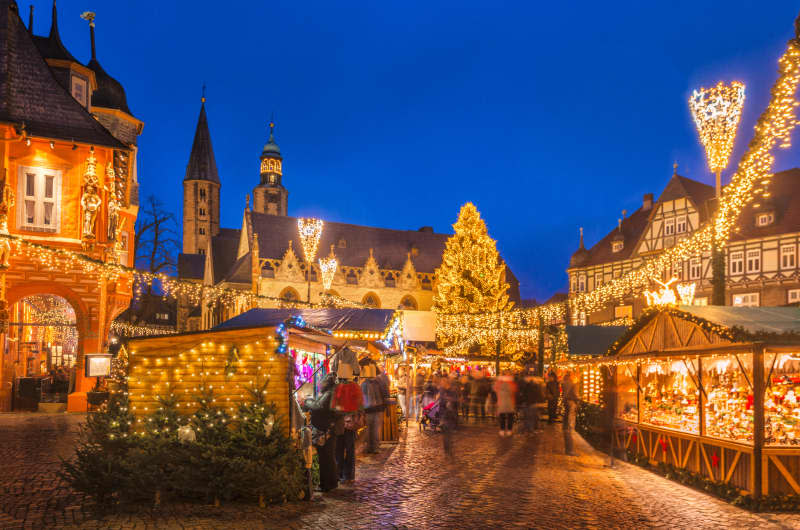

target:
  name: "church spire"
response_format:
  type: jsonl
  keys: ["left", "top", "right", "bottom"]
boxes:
{"left": 184, "top": 95, "right": 220, "bottom": 183}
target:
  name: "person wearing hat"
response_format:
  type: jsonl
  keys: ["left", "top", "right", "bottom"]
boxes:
{"left": 303, "top": 373, "right": 339, "bottom": 492}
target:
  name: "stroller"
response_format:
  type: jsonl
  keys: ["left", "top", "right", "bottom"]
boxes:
{"left": 419, "top": 398, "right": 442, "bottom": 433}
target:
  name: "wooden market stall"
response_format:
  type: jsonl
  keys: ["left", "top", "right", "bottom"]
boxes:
{"left": 126, "top": 317, "right": 334, "bottom": 432}
{"left": 599, "top": 306, "right": 800, "bottom": 497}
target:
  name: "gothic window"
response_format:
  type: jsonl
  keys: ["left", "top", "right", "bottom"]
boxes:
{"left": 385, "top": 274, "right": 396, "bottom": 288}
{"left": 730, "top": 252, "right": 744, "bottom": 275}
{"left": 18, "top": 166, "right": 61, "bottom": 232}
{"left": 199, "top": 188, "right": 206, "bottom": 200}
{"left": 781, "top": 245, "right": 797, "bottom": 269}
{"left": 260, "top": 159, "right": 268, "bottom": 173}
{"left": 199, "top": 227, "right": 206, "bottom": 235}
{"left": 199, "top": 207, "right": 206, "bottom": 217}
{"left": 421, "top": 277, "right": 432, "bottom": 291}
{"left": 346, "top": 270, "right": 358, "bottom": 285}
{"left": 399, "top": 295, "right": 418, "bottom": 310}
{"left": 362, "top": 293, "right": 380, "bottom": 308}
{"left": 280, "top": 287, "right": 300, "bottom": 302}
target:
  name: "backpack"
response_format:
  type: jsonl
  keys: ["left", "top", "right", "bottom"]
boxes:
{"left": 331, "top": 382, "right": 363, "bottom": 413}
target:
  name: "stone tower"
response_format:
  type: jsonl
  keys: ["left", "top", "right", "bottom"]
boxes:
{"left": 182, "top": 96, "right": 221, "bottom": 254}
{"left": 252, "top": 122, "right": 288, "bottom": 216}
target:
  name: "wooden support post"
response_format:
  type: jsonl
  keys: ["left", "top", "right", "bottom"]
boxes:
{"left": 753, "top": 344, "right": 765, "bottom": 499}
{"left": 698, "top": 356, "right": 705, "bottom": 437}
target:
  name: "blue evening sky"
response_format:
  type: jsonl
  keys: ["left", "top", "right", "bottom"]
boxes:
{"left": 32, "top": 1, "right": 800, "bottom": 301}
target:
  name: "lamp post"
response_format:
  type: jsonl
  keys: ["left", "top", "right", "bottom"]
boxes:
{"left": 689, "top": 81, "right": 745, "bottom": 306}
{"left": 297, "top": 218, "right": 323, "bottom": 303}
{"left": 318, "top": 245, "right": 338, "bottom": 299}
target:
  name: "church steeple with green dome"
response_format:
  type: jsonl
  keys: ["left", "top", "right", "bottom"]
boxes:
{"left": 254, "top": 120, "right": 288, "bottom": 216}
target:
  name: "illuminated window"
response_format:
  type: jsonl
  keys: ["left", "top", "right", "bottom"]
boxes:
{"left": 594, "top": 273, "right": 602, "bottom": 288}
{"left": 614, "top": 305, "right": 632, "bottom": 320}
{"left": 689, "top": 257, "right": 702, "bottom": 280}
{"left": 732, "top": 292, "right": 759, "bottom": 307}
{"left": 17, "top": 166, "right": 61, "bottom": 232}
{"left": 676, "top": 216, "right": 687, "bottom": 233}
{"left": 664, "top": 218, "right": 675, "bottom": 236}
{"left": 119, "top": 231, "right": 130, "bottom": 266}
{"left": 362, "top": 293, "right": 380, "bottom": 308}
{"left": 577, "top": 275, "right": 586, "bottom": 292}
{"left": 788, "top": 289, "right": 800, "bottom": 304}
{"left": 781, "top": 245, "right": 796, "bottom": 269}
{"left": 611, "top": 240, "right": 623, "bottom": 253}
{"left": 693, "top": 297, "right": 708, "bottom": 306}
{"left": 746, "top": 249, "right": 761, "bottom": 273}
{"left": 730, "top": 251, "right": 744, "bottom": 275}
{"left": 756, "top": 213, "right": 774, "bottom": 227}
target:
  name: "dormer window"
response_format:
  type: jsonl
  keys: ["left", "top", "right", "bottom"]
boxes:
{"left": 756, "top": 212, "right": 774, "bottom": 227}
{"left": 338, "top": 238, "right": 347, "bottom": 248}
{"left": 612, "top": 240, "right": 624, "bottom": 253}
{"left": 71, "top": 76, "right": 88, "bottom": 107}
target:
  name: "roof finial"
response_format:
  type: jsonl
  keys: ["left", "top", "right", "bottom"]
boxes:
{"left": 201, "top": 83, "right": 206, "bottom": 104}
{"left": 268, "top": 114, "right": 275, "bottom": 142}
{"left": 673, "top": 161, "right": 678, "bottom": 176}
{"left": 28, "top": 5, "right": 34, "bottom": 34}
{"left": 618, "top": 218, "right": 623, "bottom": 231}
{"left": 50, "top": 0, "right": 58, "bottom": 37}
{"left": 245, "top": 193, "right": 250, "bottom": 210}
{"left": 80, "top": 11, "right": 96, "bottom": 61}
{"left": 578, "top": 227, "right": 584, "bottom": 249}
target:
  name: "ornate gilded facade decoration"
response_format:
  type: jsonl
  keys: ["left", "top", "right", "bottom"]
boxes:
{"left": 105, "top": 162, "right": 122, "bottom": 243}
{"left": 398, "top": 252, "right": 419, "bottom": 290}
{"left": 0, "top": 172, "right": 15, "bottom": 268}
{"left": 361, "top": 248, "right": 383, "bottom": 288}
{"left": 80, "top": 149, "right": 103, "bottom": 249}
{"left": 276, "top": 240, "right": 304, "bottom": 282}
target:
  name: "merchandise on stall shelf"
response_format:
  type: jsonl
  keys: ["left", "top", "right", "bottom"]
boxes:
{"left": 616, "top": 364, "right": 638, "bottom": 422}
{"left": 765, "top": 354, "right": 800, "bottom": 445}
{"left": 331, "top": 379, "right": 363, "bottom": 413}
{"left": 332, "top": 346, "right": 361, "bottom": 377}
{"left": 640, "top": 361, "right": 699, "bottom": 435}
{"left": 703, "top": 356, "right": 754, "bottom": 443}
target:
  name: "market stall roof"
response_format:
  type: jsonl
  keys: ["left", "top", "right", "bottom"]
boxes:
{"left": 677, "top": 305, "right": 800, "bottom": 335}
{"left": 214, "top": 308, "right": 396, "bottom": 333}
{"left": 566, "top": 325, "right": 628, "bottom": 357}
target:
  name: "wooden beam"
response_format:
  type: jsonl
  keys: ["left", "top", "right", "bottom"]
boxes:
{"left": 769, "top": 455, "right": 800, "bottom": 495}
{"left": 700, "top": 443, "right": 715, "bottom": 479}
{"left": 725, "top": 450, "right": 742, "bottom": 483}
{"left": 681, "top": 439, "right": 695, "bottom": 468}
{"left": 668, "top": 436, "right": 678, "bottom": 467}
{"left": 666, "top": 314, "right": 684, "bottom": 347}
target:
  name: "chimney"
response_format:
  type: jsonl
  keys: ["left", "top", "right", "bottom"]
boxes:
{"left": 642, "top": 193, "right": 654, "bottom": 210}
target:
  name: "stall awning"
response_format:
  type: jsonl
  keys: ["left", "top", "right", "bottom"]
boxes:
{"left": 566, "top": 325, "right": 628, "bottom": 357}
{"left": 214, "top": 308, "right": 396, "bottom": 332}
{"left": 678, "top": 306, "right": 800, "bottom": 335}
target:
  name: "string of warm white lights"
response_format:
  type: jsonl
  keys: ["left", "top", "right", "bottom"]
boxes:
{"left": 689, "top": 81, "right": 746, "bottom": 174}
{"left": 110, "top": 320, "right": 178, "bottom": 337}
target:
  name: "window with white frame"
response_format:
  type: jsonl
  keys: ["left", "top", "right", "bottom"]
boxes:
{"left": 71, "top": 76, "right": 87, "bottom": 107}
{"left": 732, "top": 293, "right": 759, "bottom": 307}
{"left": 570, "top": 275, "right": 577, "bottom": 293}
{"left": 746, "top": 249, "right": 761, "bottom": 273}
{"left": 676, "top": 216, "right": 687, "bottom": 233}
{"left": 781, "top": 245, "right": 797, "bottom": 270}
{"left": 118, "top": 231, "right": 129, "bottom": 266}
{"left": 730, "top": 251, "right": 744, "bottom": 275}
{"left": 577, "top": 275, "right": 586, "bottom": 292}
{"left": 689, "top": 257, "right": 702, "bottom": 280}
{"left": 693, "top": 297, "right": 708, "bottom": 306}
{"left": 756, "top": 212, "right": 774, "bottom": 227}
{"left": 788, "top": 289, "right": 800, "bottom": 304}
{"left": 18, "top": 166, "right": 61, "bottom": 232}
{"left": 672, "top": 262, "right": 683, "bottom": 280}
{"left": 664, "top": 218, "right": 675, "bottom": 236}
{"left": 612, "top": 240, "right": 623, "bottom": 253}
{"left": 594, "top": 273, "right": 602, "bottom": 288}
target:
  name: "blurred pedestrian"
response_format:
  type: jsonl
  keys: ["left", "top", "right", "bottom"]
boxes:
{"left": 438, "top": 377, "right": 459, "bottom": 457}
{"left": 360, "top": 364, "right": 386, "bottom": 454}
{"left": 412, "top": 367, "right": 426, "bottom": 421}
{"left": 459, "top": 374, "right": 471, "bottom": 419}
{"left": 493, "top": 371, "right": 518, "bottom": 436}
{"left": 546, "top": 372, "right": 560, "bottom": 423}
{"left": 397, "top": 367, "right": 409, "bottom": 419}
{"left": 304, "top": 373, "right": 339, "bottom": 492}
{"left": 561, "top": 372, "right": 580, "bottom": 456}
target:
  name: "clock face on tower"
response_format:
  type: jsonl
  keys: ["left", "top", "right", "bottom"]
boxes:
{"left": 269, "top": 174, "right": 276, "bottom": 184}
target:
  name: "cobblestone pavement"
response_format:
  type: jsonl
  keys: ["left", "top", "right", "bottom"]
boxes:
{"left": 2, "top": 413, "right": 800, "bottom": 529}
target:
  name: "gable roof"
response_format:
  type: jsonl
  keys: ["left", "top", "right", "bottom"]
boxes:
{"left": 211, "top": 228, "right": 241, "bottom": 283}
{"left": 214, "top": 308, "right": 396, "bottom": 333}
{"left": 184, "top": 102, "right": 220, "bottom": 183}
{"left": 177, "top": 252, "right": 204, "bottom": 280}
{"left": 0, "top": 1, "right": 125, "bottom": 148}
{"left": 678, "top": 305, "right": 800, "bottom": 336}
{"left": 731, "top": 168, "right": 800, "bottom": 241}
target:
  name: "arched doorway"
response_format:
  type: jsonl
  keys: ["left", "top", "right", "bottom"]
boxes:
{"left": 5, "top": 295, "right": 78, "bottom": 410}
{"left": 280, "top": 287, "right": 300, "bottom": 303}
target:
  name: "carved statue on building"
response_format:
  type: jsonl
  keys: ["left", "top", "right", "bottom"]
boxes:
{"left": 81, "top": 149, "right": 103, "bottom": 248}
{"left": 106, "top": 162, "right": 121, "bottom": 242}
{"left": 0, "top": 172, "right": 15, "bottom": 268}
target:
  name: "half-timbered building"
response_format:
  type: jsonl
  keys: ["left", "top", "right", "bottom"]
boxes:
{"left": 567, "top": 165, "right": 800, "bottom": 324}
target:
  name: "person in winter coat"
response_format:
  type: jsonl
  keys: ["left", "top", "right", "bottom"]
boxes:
{"left": 361, "top": 364, "right": 386, "bottom": 453}
{"left": 546, "top": 372, "right": 560, "bottom": 423}
{"left": 412, "top": 367, "right": 427, "bottom": 421}
{"left": 303, "top": 373, "right": 339, "bottom": 492}
{"left": 397, "top": 368, "right": 410, "bottom": 419}
{"left": 438, "top": 377, "right": 459, "bottom": 457}
{"left": 493, "top": 372, "right": 518, "bottom": 436}
{"left": 471, "top": 371, "right": 489, "bottom": 420}
{"left": 333, "top": 364, "right": 362, "bottom": 483}
{"left": 561, "top": 372, "right": 580, "bottom": 456}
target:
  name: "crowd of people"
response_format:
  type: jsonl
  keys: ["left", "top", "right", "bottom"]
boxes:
{"left": 301, "top": 357, "right": 583, "bottom": 494}
{"left": 396, "top": 367, "right": 581, "bottom": 456}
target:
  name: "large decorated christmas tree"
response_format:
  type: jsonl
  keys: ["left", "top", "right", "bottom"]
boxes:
{"left": 433, "top": 203, "right": 513, "bottom": 360}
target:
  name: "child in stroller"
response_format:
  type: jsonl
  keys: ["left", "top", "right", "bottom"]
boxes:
{"left": 419, "top": 398, "right": 441, "bottom": 432}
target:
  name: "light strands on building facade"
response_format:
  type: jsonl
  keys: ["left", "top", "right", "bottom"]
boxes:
{"left": 689, "top": 81, "right": 746, "bottom": 174}
{"left": 297, "top": 218, "right": 323, "bottom": 265}
{"left": 318, "top": 255, "right": 337, "bottom": 291}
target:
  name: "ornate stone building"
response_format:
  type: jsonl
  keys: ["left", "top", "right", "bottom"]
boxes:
{"left": 566, "top": 165, "right": 800, "bottom": 325}
{"left": 0, "top": 1, "right": 141, "bottom": 410}
{"left": 176, "top": 102, "right": 520, "bottom": 331}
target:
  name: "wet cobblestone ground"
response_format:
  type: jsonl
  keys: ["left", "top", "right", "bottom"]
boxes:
{"left": 2, "top": 413, "right": 800, "bottom": 529}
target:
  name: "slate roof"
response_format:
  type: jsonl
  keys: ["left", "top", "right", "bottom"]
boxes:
{"left": 115, "top": 294, "right": 177, "bottom": 328}
{"left": 214, "top": 308, "right": 396, "bottom": 332}
{"left": 211, "top": 228, "right": 241, "bottom": 283}
{"left": 0, "top": 1, "right": 125, "bottom": 148}
{"left": 184, "top": 102, "right": 220, "bottom": 183}
{"left": 88, "top": 58, "right": 132, "bottom": 114}
{"left": 177, "top": 252, "right": 204, "bottom": 280}
{"left": 731, "top": 168, "right": 800, "bottom": 241}
{"left": 566, "top": 325, "right": 628, "bottom": 356}
{"left": 31, "top": 3, "right": 77, "bottom": 63}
